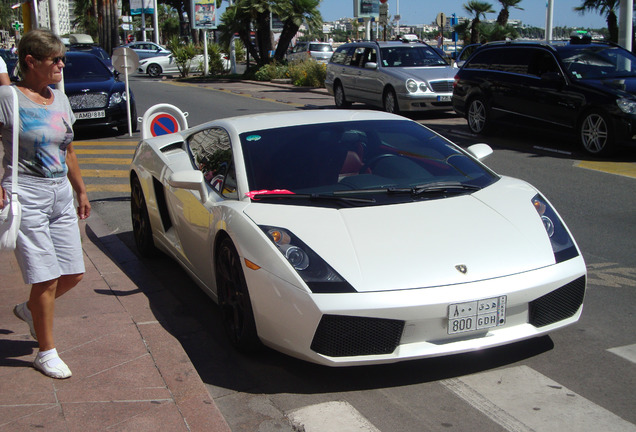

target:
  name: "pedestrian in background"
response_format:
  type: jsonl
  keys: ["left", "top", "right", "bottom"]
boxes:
{"left": 0, "top": 29, "right": 90, "bottom": 379}
{"left": 0, "top": 55, "right": 9, "bottom": 85}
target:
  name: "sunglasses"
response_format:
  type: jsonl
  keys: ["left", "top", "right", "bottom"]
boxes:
{"left": 49, "top": 56, "right": 66, "bottom": 64}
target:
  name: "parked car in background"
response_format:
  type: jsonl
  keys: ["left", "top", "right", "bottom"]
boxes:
{"left": 63, "top": 52, "right": 137, "bottom": 134}
{"left": 325, "top": 40, "right": 457, "bottom": 114}
{"left": 138, "top": 53, "right": 230, "bottom": 77}
{"left": 451, "top": 43, "right": 480, "bottom": 68}
{"left": 129, "top": 109, "right": 586, "bottom": 366}
{"left": 0, "top": 49, "right": 18, "bottom": 79}
{"left": 62, "top": 33, "right": 114, "bottom": 72}
{"left": 452, "top": 39, "right": 636, "bottom": 155}
{"left": 122, "top": 41, "right": 170, "bottom": 60}
{"left": 287, "top": 41, "right": 334, "bottom": 63}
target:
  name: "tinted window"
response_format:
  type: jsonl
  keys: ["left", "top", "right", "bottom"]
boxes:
{"left": 464, "top": 47, "right": 530, "bottom": 74}
{"left": 240, "top": 120, "right": 496, "bottom": 203}
{"left": 309, "top": 43, "right": 333, "bottom": 52}
{"left": 556, "top": 45, "right": 636, "bottom": 79}
{"left": 380, "top": 46, "right": 447, "bottom": 67}
{"left": 188, "top": 128, "right": 238, "bottom": 199}
{"left": 64, "top": 55, "right": 112, "bottom": 80}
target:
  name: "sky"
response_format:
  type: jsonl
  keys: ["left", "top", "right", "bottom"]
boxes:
{"left": 318, "top": 0, "right": 608, "bottom": 29}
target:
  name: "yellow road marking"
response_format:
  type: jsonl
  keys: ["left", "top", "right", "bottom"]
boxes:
{"left": 77, "top": 157, "right": 131, "bottom": 165}
{"left": 576, "top": 161, "right": 636, "bottom": 179}
{"left": 73, "top": 141, "right": 138, "bottom": 147}
{"left": 75, "top": 148, "right": 136, "bottom": 155}
{"left": 86, "top": 184, "right": 130, "bottom": 193}
{"left": 81, "top": 169, "right": 129, "bottom": 178}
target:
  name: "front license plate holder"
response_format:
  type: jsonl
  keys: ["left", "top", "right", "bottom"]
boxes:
{"left": 76, "top": 110, "right": 106, "bottom": 120}
{"left": 448, "top": 296, "right": 506, "bottom": 334}
{"left": 437, "top": 95, "right": 452, "bottom": 102}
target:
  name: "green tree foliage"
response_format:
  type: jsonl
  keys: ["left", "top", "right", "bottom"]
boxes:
{"left": 496, "top": 0, "right": 523, "bottom": 27}
{"left": 167, "top": 35, "right": 200, "bottom": 77}
{"left": 574, "top": 0, "right": 619, "bottom": 43}
{"left": 463, "top": 1, "right": 495, "bottom": 44}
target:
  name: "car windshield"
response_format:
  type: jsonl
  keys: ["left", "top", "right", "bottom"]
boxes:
{"left": 309, "top": 44, "right": 333, "bottom": 52}
{"left": 241, "top": 120, "right": 497, "bottom": 205}
{"left": 557, "top": 45, "right": 636, "bottom": 79}
{"left": 380, "top": 46, "right": 448, "bottom": 67}
{"left": 64, "top": 55, "right": 112, "bottom": 81}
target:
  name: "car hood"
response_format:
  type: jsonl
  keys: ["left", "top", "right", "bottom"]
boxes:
{"left": 243, "top": 177, "right": 557, "bottom": 292}
{"left": 581, "top": 76, "right": 636, "bottom": 97}
{"left": 64, "top": 77, "right": 121, "bottom": 94}
{"left": 385, "top": 66, "right": 458, "bottom": 82}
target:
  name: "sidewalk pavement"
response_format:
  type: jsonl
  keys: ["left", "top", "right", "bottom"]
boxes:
{"left": 0, "top": 189, "right": 231, "bottom": 429}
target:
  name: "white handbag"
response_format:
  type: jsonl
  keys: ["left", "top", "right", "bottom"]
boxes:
{"left": 0, "top": 86, "right": 22, "bottom": 251}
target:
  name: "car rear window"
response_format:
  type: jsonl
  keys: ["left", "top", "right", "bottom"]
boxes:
{"left": 464, "top": 47, "right": 532, "bottom": 74}
{"left": 309, "top": 44, "right": 333, "bottom": 52}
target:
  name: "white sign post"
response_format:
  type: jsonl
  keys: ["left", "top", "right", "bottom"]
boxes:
{"left": 111, "top": 47, "right": 140, "bottom": 136}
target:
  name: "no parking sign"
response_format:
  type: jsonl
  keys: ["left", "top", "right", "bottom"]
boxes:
{"left": 141, "top": 104, "right": 189, "bottom": 140}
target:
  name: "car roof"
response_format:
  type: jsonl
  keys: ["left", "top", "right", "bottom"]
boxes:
{"left": 337, "top": 40, "right": 435, "bottom": 49}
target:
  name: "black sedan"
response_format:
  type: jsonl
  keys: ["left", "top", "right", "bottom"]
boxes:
{"left": 63, "top": 51, "right": 137, "bottom": 134}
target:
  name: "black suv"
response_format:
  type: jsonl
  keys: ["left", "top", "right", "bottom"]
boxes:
{"left": 452, "top": 39, "right": 636, "bottom": 155}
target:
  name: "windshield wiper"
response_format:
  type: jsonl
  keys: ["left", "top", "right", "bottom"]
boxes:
{"left": 250, "top": 193, "right": 376, "bottom": 204}
{"left": 388, "top": 181, "right": 481, "bottom": 196}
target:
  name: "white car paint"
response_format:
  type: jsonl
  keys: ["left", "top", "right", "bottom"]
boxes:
{"left": 130, "top": 109, "right": 587, "bottom": 366}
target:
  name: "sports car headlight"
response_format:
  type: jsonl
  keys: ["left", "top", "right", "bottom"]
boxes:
{"left": 260, "top": 225, "right": 356, "bottom": 293}
{"left": 532, "top": 194, "right": 579, "bottom": 263}
{"left": 617, "top": 97, "right": 636, "bottom": 114}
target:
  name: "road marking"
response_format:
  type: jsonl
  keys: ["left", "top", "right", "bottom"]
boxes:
{"left": 608, "top": 344, "right": 636, "bottom": 364}
{"left": 86, "top": 184, "right": 130, "bottom": 193}
{"left": 74, "top": 148, "right": 136, "bottom": 155}
{"left": 576, "top": 161, "right": 636, "bottom": 179}
{"left": 586, "top": 263, "right": 636, "bottom": 288}
{"left": 81, "top": 169, "right": 129, "bottom": 178}
{"left": 73, "top": 141, "right": 138, "bottom": 146}
{"left": 441, "top": 365, "right": 636, "bottom": 432}
{"left": 287, "top": 401, "right": 381, "bottom": 432}
{"left": 76, "top": 157, "right": 131, "bottom": 165}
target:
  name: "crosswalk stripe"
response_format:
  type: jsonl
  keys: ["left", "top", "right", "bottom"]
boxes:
{"left": 81, "top": 169, "right": 129, "bottom": 178}
{"left": 608, "top": 343, "right": 636, "bottom": 364}
{"left": 77, "top": 157, "right": 131, "bottom": 165}
{"left": 288, "top": 401, "right": 381, "bottom": 432}
{"left": 73, "top": 141, "right": 138, "bottom": 148}
{"left": 75, "top": 148, "right": 136, "bottom": 155}
{"left": 86, "top": 184, "right": 130, "bottom": 193}
{"left": 441, "top": 365, "right": 636, "bottom": 432}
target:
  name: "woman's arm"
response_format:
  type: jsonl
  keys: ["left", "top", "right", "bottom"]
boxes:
{"left": 65, "top": 143, "right": 91, "bottom": 219}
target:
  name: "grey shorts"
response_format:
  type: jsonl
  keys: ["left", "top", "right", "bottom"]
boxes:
{"left": 10, "top": 175, "right": 85, "bottom": 284}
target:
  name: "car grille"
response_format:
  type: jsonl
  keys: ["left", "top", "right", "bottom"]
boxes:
{"left": 529, "top": 276, "right": 586, "bottom": 327}
{"left": 68, "top": 92, "right": 108, "bottom": 109}
{"left": 429, "top": 80, "right": 454, "bottom": 93}
{"left": 310, "top": 314, "right": 405, "bottom": 357}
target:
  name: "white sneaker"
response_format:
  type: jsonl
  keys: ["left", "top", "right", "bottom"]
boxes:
{"left": 33, "top": 350, "right": 72, "bottom": 379}
{"left": 13, "top": 302, "right": 37, "bottom": 340}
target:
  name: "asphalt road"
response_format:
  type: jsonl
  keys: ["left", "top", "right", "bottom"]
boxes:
{"left": 74, "top": 75, "right": 636, "bottom": 432}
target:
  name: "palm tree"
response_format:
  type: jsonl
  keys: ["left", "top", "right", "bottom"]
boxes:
{"left": 574, "top": 0, "right": 619, "bottom": 43}
{"left": 496, "top": 0, "right": 524, "bottom": 27}
{"left": 272, "top": 0, "right": 322, "bottom": 62}
{"left": 463, "top": 1, "right": 495, "bottom": 44}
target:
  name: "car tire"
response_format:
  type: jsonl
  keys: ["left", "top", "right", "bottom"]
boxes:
{"left": 579, "top": 110, "right": 614, "bottom": 156}
{"left": 215, "top": 236, "right": 260, "bottom": 353}
{"left": 130, "top": 176, "right": 159, "bottom": 257}
{"left": 147, "top": 63, "right": 162, "bottom": 78}
{"left": 334, "top": 82, "right": 351, "bottom": 108}
{"left": 383, "top": 88, "right": 400, "bottom": 114}
{"left": 467, "top": 97, "right": 491, "bottom": 134}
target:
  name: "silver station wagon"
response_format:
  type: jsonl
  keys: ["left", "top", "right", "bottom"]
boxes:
{"left": 325, "top": 40, "right": 458, "bottom": 114}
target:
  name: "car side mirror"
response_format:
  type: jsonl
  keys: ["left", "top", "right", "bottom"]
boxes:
{"left": 466, "top": 143, "right": 493, "bottom": 160}
{"left": 168, "top": 170, "right": 209, "bottom": 203}
{"left": 365, "top": 62, "right": 378, "bottom": 69}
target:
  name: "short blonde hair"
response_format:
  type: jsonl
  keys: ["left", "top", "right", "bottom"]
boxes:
{"left": 18, "top": 28, "right": 66, "bottom": 72}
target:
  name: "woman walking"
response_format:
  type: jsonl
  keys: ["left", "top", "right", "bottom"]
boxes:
{"left": 0, "top": 29, "right": 90, "bottom": 379}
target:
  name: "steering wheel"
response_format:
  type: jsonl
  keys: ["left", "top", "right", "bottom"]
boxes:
{"left": 359, "top": 154, "right": 401, "bottom": 174}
